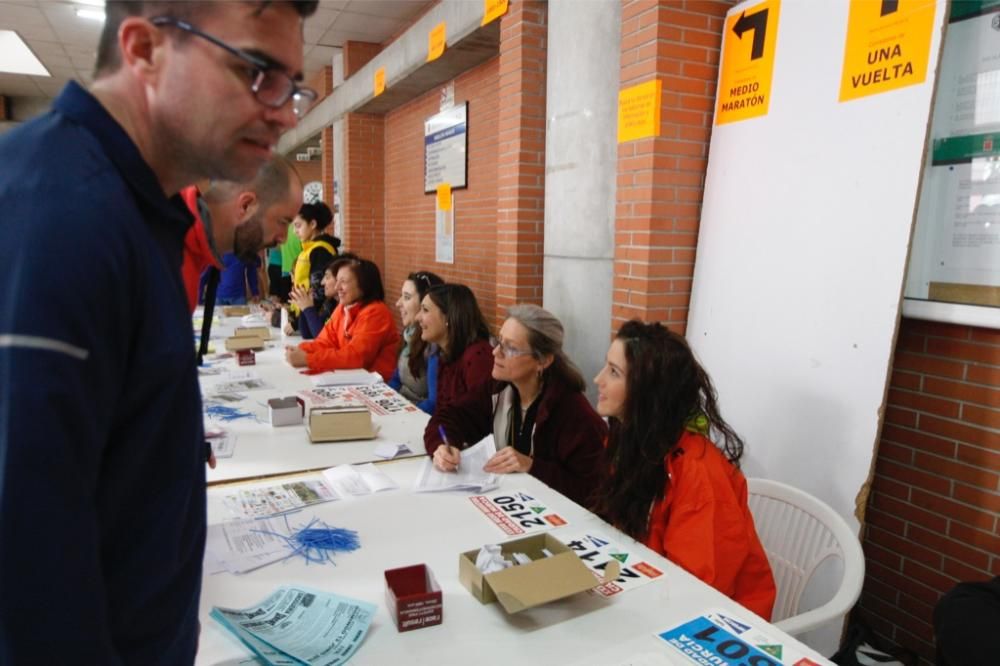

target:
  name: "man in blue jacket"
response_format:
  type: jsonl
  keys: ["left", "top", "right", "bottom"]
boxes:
{"left": 0, "top": 1, "right": 317, "bottom": 663}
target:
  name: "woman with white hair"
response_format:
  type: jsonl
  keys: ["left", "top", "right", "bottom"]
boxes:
{"left": 425, "top": 304, "right": 607, "bottom": 508}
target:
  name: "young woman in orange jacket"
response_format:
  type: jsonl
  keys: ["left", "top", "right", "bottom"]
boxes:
{"left": 593, "top": 320, "right": 776, "bottom": 620}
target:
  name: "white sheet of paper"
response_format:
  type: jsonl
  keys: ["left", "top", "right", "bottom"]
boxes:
{"left": 414, "top": 435, "right": 500, "bottom": 493}
{"left": 205, "top": 516, "right": 293, "bottom": 574}
{"left": 321, "top": 463, "right": 398, "bottom": 496}
{"left": 373, "top": 442, "right": 412, "bottom": 458}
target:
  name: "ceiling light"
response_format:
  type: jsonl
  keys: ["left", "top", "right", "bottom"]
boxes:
{"left": 0, "top": 31, "right": 49, "bottom": 76}
{"left": 75, "top": 8, "right": 106, "bottom": 21}
{"left": 75, "top": 0, "right": 105, "bottom": 6}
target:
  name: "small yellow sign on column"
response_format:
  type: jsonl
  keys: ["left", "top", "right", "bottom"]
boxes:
{"left": 436, "top": 183, "right": 452, "bottom": 211}
{"left": 617, "top": 79, "right": 662, "bottom": 143}
{"left": 839, "top": 0, "right": 936, "bottom": 103}
{"left": 482, "top": 0, "right": 509, "bottom": 26}
{"left": 374, "top": 67, "right": 386, "bottom": 97}
{"left": 428, "top": 22, "right": 447, "bottom": 62}
{"left": 716, "top": 0, "right": 781, "bottom": 125}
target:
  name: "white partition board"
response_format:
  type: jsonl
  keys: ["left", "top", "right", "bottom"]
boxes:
{"left": 689, "top": 1, "right": 946, "bottom": 534}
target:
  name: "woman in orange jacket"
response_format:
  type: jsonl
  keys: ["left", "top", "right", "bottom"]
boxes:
{"left": 593, "top": 320, "right": 776, "bottom": 620}
{"left": 285, "top": 257, "right": 398, "bottom": 380}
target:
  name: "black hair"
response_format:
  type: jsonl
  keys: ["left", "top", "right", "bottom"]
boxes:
{"left": 328, "top": 256, "right": 385, "bottom": 304}
{"left": 424, "top": 284, "right": 490, "bottom": 363}
{"left": 297, "top": 201, "right": 334, "bottom": 232}
{"left": 405, "top": 271, "right": 444, "bottom": 379}
{"left": 96, "top": 1, "right": 319, "bottom": 76}
{"left": 595, "top": 320, "right": 745, "bottom": 540}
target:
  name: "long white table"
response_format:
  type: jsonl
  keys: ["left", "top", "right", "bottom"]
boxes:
{"left": 196, "top": 457, "right": 833, "bottom": 666}
{"left": 197, "top": 313, "right": 428, "bottom": 484}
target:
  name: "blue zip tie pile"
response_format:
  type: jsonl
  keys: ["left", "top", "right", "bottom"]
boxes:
{"left": 204, "top": 404, "right": 254, "bottom": 421}
{"left": 256, "top": 517, "right": 361, "bottom": 565}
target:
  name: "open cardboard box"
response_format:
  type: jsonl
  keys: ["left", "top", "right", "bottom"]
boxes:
{"left": 224, "top": 335, "right": 266, "bottom": 352}
{"left": 234, "top": 325, "right": 271, "bottom": 340}
{"left": 384, "top": 564, "right": 442, "bottom": 632}
{"left": 307, "top": 404, "right": 375, "bottom": 443}
{"left": 458, "top": 533, "right": 619, "bottom": 614}
{"left": 221, "top": 305, "right": 251, "bottom": 317}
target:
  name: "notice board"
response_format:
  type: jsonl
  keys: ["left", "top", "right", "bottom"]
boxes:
{"left": 688, "top": 0, "right": 946, "bottom": 647}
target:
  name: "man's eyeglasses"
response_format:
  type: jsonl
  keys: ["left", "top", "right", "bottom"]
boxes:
{"left": 494, "top": 341, "right": 533, "bottom": 358}
{"left": 150, "top": 16, "right": 317, "bottom": 119}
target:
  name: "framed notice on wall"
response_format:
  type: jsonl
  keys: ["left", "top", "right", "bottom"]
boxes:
{"left": 904, "top": 3, "right": 1000, "bottom": 327}
{"left": 424, "top": 103, "right": 468, "bottom": 193}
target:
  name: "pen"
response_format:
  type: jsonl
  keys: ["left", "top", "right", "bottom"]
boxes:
{"left": 438, "top": 425, "right": 451, "bottom": 448}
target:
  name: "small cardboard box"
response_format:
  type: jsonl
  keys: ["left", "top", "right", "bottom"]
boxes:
{"left": 235, "top": 326, "right": 271, "bottom": 340}
{"left": 268, "top": 397, "right": 304, "bottom": 426}
{"left": 458, "top": 533, "right": 618, "bottom": 614}
{"left": 221, "top": 305, "right": 251, "bottom": 317}
{"left": 236, "top": 349, "right": 256, "bottom": 366}
{"left": 307, "top": 404, "right": 375, "bottom": 442}
{"left": 384, "top": 564, "right": 442, "bottom": 632}
{"left": 224, "top": 335, "right": 266, "bottom": 352}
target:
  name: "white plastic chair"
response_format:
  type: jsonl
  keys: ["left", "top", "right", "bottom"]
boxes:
{"left": 746, "top": 478, "right": 865, "bottom": 636}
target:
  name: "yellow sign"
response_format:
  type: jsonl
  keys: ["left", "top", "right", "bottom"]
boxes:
{"left": 617, "top": 79, "right": 662, "bottom": 143}
{"left": 428, "top": 22, "right": 447, "bottom": 62}
{"left": 716, "top": 0, "right": 781, "bottom": 125}
{"left": 374, "top": 67, "right": 386, "bottom": 97}
{"left": 436, "top": 183, "right": 452, "bottom": 211}
{"left": 839, "top": 0, "right": 936, "bottom": 102}
{"left": 482, "top": 0, "right": 509, "bottom": 26}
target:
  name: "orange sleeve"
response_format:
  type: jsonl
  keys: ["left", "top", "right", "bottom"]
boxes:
{"left": 305, "top": 302, "right": 396, "bottom": 373}
{"left": 299, "top": 304, "right": 342, "bottom": 354}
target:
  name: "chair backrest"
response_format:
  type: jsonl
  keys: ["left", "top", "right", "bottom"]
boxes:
{"left": 747, "top": 478, "right": 865, "bottom": 637}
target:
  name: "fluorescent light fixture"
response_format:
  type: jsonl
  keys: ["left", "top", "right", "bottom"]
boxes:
{"left": 0, "top": 31, "right": 49, "bottom": 76}
{"left": 75, "top": 8, "right": 106, "bottom": 21}
{"left": 75, "top": 0, "right": 106, "bottom": 6}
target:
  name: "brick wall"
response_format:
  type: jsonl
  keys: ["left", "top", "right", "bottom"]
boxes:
{"left": 383, "top": 58, "right": 501, "bottom": 326}
{"left": 494, "top": 0, "right": 548, "bottom": 319}
{"left": 857, "top": 318, "right": 1000, "bottom": 664}
{"left": 293, "top": 159, "right": 322, "bottom": 189}
{"left": 613, "top": 0, "right": 729, "bottom": 336}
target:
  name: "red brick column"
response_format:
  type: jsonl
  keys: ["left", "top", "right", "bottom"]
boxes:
{"left": 342, "top": 41, "right": 385, "bottom": 266}
{"left": 494, "top": 0, "right": 547, "bottom": 319}
{"left": 613, "top": 0, "right": 728, "bottom": 335}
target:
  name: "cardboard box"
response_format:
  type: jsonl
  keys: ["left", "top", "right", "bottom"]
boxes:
{"left": 307, "top": 404, "right": 375, "bottom": 442}
{"left": 458, "top": 533, "right": 618, "bottom": 614}
{"left": 221, "top": 305, "right": 251, "bottom": 317}
{"left": 224, "top": 335, "right": 266, "bottom": 352}
{"left": 236, "top": 349, "right": 255, "bottom": 366}
{"left": 234, "top": 326, "right": 271, "bottom": 340}
{"left": 268, "top": 397, "right": 304, "bottom": 426}
{"left": 384, "top": 564, "right": 442, "bottom": 632}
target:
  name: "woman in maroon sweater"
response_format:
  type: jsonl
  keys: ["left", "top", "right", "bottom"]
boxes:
{"left": 425, "top": 304, "right": 607, "bottom": 509}
{"left": 417, "top": 284, "right": 494, "bottom": 417}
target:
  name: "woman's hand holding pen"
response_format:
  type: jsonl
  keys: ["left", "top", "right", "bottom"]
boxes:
{"left": 433, "top": 425, "right": 461, "bottom": 472}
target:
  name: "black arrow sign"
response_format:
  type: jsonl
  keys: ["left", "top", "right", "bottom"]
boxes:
{"left": 732, "top": 8, "right": 769, "bottom": 61}
{"left": 881, "top": 0, "right": 899, "bottom": 17}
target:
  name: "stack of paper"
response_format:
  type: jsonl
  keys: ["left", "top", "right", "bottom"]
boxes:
{"left": 310, "top": 369, "right": 381, "bottom": 386}
{"left": 222, "top": 480, "right": 339, "bottom": 519}
{"left": 212, "top": 586, "right": 375, "bottom": 665}
{"left": 321, "top": 463, "right": 398, "bottom": 496}
{"left": 204, "top": 516, "right": 294, "bottom": 575}
{"left": 414, "top": 435, "right": 500, "bottom": 493}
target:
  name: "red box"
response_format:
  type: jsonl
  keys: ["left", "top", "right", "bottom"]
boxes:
{"left": 384, "top": 564, "right": 442, "bottom": 632}
{"left": 236, "top": 349, "right": 256, "bottom": 366}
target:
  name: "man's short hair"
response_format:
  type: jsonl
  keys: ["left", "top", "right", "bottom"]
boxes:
{"left": 202, "top": 155, "right": 300, "bottom": 211}
{"left": 94, "top": 1, "right": 319, "bottom": 77}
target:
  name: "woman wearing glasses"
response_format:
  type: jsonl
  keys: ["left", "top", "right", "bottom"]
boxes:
{"left": 426, "top": 305, "right": 607, "bottom": 509}
{"left": 416, "top": 284, "right": 494, "bottom": 417}
{"left": 389, "top": 270, "right": 444, "bottom": 413}
{"left": 285, "top": 257, "right": 398, "bottom": 380}
{"left": 593, "top": 320, "right": 775, "bottom": 619}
